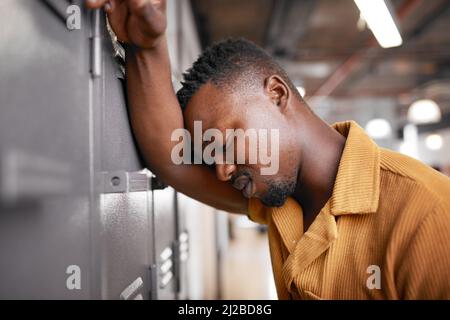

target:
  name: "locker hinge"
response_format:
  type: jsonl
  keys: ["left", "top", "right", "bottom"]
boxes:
{"left": 90, "top": 9, "right": 102, "bottom": 78}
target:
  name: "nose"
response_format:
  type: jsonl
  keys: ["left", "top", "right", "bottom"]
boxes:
{"left": 215, "top": 163, "right": 237, "bottom": 182}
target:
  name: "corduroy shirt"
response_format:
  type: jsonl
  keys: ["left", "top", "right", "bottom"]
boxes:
{"left": 248, "top": 121, "right": 450, "bottom": 299}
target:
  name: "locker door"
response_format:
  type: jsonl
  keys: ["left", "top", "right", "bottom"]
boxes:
{"left": 94, "top": 15, "right": 154, "bottom": 300}
{"left": 152, "top": 186, "right": 177, "bottom": 299}
{"left": 100, "top": 180, "right": 152, "bottom": 300}
{"left": 174, "top": 193, "right": 191, "bottom": 299}
{"left": 0, "top": 0, "right": 92, "bottom": 299}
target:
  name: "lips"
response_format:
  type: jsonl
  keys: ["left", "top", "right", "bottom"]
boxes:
{"left": 242, "top": 180, "right": 254, "bottom": 198}
{"left": 232, "top": 175, "right": 249, "bottom": 191}
{"left": 232, "top": 174, "right": 256, "bottom": 198}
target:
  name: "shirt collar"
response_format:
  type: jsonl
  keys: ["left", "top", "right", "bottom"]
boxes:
{"left": 330, "top": 121, "right": 381, "bottom": 216}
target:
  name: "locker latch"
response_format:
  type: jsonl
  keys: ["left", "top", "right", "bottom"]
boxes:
{"left": 159, "top": 246, "right": 174, "bottom": 290}
{"left": 102, "top": 170, "right": 150, "bottom": 194}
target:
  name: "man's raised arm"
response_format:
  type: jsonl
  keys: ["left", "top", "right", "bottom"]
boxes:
{"left": 86, "top": 0, "right": 247, "bottom": 214}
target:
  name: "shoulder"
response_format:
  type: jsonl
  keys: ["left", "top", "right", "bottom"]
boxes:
{"left": 379, "top": 148, "right": 450, "bottom": 210}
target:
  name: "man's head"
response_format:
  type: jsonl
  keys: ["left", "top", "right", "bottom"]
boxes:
{"left": 176, "top": 39, "right": 308, "bottom": 207}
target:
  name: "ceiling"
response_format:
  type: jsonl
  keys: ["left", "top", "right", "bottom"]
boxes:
{"left": 190, "top": 0, "right": 450, "bottom": 130}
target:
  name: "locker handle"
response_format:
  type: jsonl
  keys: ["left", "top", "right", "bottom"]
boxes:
{"left": 90, "top": 8, "right": 102, "bottom": 78}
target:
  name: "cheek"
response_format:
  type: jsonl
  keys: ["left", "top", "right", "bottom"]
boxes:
{"left": 231, "top": 128, "right": 281, "bottom": 167}
{"left": 277, "top": 133, "right": 300, "bottom": 167}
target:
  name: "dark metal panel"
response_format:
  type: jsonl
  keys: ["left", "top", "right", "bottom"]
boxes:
{"left": 100, "top": 29, "right": 143, "bottom": 173}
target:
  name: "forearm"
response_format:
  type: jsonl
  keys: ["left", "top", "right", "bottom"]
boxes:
{"left": 125, "top": 37, "right": 182, "bottom": 178}
{"left": 125, "top": 37, "right": 247, "bottom": 213}
{"left": 85, "top": 1, "right": 246, "bottom": 212}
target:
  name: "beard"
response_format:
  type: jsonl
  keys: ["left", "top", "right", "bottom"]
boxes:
{"left": 230, "top": 169, "right": 297, "bottom": 207}
{"left": 260, "top": 178, "right": 296, "bottom": 207}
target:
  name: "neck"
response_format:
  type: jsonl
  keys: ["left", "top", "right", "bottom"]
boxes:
{"left": 293, "top": 112, "right": 346, "bottom": 224}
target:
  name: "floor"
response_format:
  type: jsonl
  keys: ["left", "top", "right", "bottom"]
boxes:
{"left": 221, "top": 218, "right": 277, "bottom": 300}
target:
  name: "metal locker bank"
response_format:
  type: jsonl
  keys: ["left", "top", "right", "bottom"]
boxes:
{"left": 3, "top": 0, "right": 450, "bottom": 303}
{"left": 0, "top": 0, "right": 221, "bottom": 300}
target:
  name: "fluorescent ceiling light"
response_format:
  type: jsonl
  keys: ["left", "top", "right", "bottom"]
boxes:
{"left": 425, "top": 134, "right": 443, "bottom": 151}
{"left": 365, "top": 118, "right": 392, "bottom": 139}
{"left": 407, "top": 99, "right": 442, "bottom": 124}
{"left": 354, "top": 0, "right": 403, "bottom": 48}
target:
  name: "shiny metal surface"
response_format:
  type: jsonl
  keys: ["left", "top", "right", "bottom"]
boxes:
{"left": 0, "top": 0, "right": 209, "bottom": 300}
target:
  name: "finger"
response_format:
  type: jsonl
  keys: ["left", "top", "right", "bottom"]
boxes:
{"left": 127, "top": 0, "right": 147, "bottom": 12}
{"left": 152, "top": 0, "right": 167, "bottom": 13}
{"left": 104, "top": 0, "right": 117, "bottom": 13}
{"left": 107, "top": 0, "right": 130, "bottom": 41}
{"left": 128, "top": 0, "right": 163, "bottom": 21}
{"left": 85, "top": 0, "right": 110, "bottom": 9}
{"left": 150, "top": 0, "right": 167, "bottom": 13}
{"left": 128, "top": 0, "right": 155, "bottom": 22}
{"left": 129, "top": 0, "right": 166, "bottom": 35}
{"left": 128, "top": 0, "right": 166, "bottom": 14}
{"left": 105, "top": 0, "right": 127, "bottom": 12}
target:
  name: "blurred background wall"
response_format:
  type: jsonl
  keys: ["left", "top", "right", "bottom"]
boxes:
{"left": 187, "top": 0, "right": 450, "bottom": 299}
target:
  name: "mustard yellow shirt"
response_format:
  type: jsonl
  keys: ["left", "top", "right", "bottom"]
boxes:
{"left": 248, "top": 121, "right": 450, "bottom": 299}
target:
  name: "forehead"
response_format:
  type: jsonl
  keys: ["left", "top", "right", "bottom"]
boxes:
{"left": 184, "top": 82, "right": 237, "bottom": 131}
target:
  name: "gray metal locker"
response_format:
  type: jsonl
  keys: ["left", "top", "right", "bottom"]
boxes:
{"left": 173, "top": 194, "right": 193, "bottom": 299}
{"left": 95, "top": 12, "right": 154, "bottom": 299}
{"left": 0, "top": 0, "right": 195, "bottom": 300}
{"left": 152, "top": 187, "right": 177, "bottom": 299}
{"left": 174, "top": 192, "right": 190, "bottom": 300}
{"left": 0, "top": 0, "right": 155, "bottom": 300}
{"left": 0, "top": 0, "right": 92, "bottom": 299}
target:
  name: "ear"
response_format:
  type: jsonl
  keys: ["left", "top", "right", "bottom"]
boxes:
{"left": 264, "top": 75, "right": 290, "bottom": 110}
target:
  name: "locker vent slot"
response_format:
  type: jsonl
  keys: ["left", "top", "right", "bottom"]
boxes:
{"left": 120, "top": 277, "right": 144, "bottom": 300}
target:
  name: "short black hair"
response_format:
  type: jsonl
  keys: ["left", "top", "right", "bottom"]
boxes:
{"left": 176, "top": 38, "right": 300, "bottom": 111}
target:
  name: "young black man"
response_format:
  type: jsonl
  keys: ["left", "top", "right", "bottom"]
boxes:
{"left": 87, "top": 0, "right": 450, "bottom": 299}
